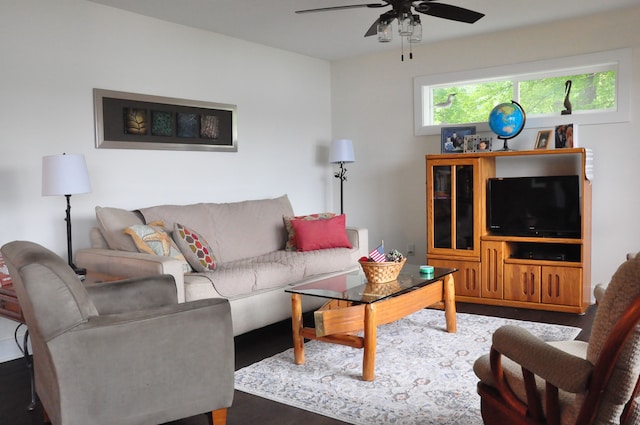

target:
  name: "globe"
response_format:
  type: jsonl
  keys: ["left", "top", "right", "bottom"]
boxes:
{"left": 488, "top": 101, "right": 526, "bottom": 150}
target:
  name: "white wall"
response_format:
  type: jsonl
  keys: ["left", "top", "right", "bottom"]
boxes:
{"left": 0, "top": 0, "right": 333, "bottom": 361}
{"left": 331, "top": 6, "right": 640, "bottom": 290}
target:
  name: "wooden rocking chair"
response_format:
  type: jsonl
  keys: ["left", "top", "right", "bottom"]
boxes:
{"left": 474, "top": 253, "right": 640, "bottom": 425}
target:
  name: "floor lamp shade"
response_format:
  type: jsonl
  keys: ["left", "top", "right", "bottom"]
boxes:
{"left": 42, "top": 154, "right": 91, "bottom": 196}
{"left": 329, "top": 139, "right": 355, "bottom": 164}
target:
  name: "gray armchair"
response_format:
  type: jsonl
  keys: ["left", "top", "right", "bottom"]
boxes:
{"left": 474, "top": 253, "right": 640, "bottom": 425}
{"left": 1, "top": 240, "right": 234, "bottom": 425}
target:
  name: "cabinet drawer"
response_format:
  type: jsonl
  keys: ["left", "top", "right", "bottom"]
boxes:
{"left": 0, "top": 293, "right": 23, "bottom": 322}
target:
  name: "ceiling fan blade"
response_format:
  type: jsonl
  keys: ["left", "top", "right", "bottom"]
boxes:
{"left": 364, "top": 17, "right": 380, "bottom": 37}
{"left": 295, "top": 3, "right": 386, "bottom": 14}
{"left": 415, "top": 2, "right": 484, "bottom": 23}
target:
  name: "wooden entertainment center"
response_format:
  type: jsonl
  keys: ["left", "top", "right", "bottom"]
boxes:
{"left": 426, "top": 148, "right": 592, "bottom": 313}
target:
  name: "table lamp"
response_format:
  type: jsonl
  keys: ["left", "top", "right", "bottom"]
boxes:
{"left": 329, "top": 139, "right": 355, "bottom": 215}
{"left": 42, "top": 153, "right": 91, "bottom": 275}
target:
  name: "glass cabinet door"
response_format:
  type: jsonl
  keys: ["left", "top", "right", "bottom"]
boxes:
{"left": 433, "top": 165, "right": 452, "bottom": 249}
{"left": 431, "top": 163, "right": 475, "bottom": 251}
{"left": 455, "top": 165, "right": 474, "bottom": 250}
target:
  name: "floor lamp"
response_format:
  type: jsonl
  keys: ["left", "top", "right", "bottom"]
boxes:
{"left": 329, "top": 139, "right": 355, "bottom": 215}
{"left": 42, "top": 153, "right": 91, "bottom": 275}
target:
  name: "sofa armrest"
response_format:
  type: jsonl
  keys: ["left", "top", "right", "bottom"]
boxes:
{"left": 85, "top": 275, "right": 178, "bottom": 314}
{"left": 346, "top": 226, "right": 369, "bottom": 263}
{"left": 76, "top": 248, "right": 187, "bottom": 303}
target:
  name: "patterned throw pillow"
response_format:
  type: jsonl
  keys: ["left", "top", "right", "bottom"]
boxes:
{"left": 123, "top": 222, "right": 192, "bottom": 273}
{"left": 283, "top": 213, "right": 335, "bottom": 251}
{"left": 173, "top": 223, "right": 216, "bottom": 272}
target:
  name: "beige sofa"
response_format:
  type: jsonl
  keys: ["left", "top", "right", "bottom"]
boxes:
{"left": 76, "top": 195, "right": 368, "bottom": 336}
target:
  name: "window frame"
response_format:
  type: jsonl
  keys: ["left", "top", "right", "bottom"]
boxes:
{"left": 413, "top": 48, "right": 631, "bottom": 136}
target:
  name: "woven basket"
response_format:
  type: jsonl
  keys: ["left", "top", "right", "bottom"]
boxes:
{"left": 362, "top": 280, "right": 402, "bottom": 298}
{"left": 359, "top": 258, "right": 407, "bottom": 284}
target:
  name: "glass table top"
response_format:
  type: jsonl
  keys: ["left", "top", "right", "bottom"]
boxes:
{"left": 285, "top": 264, "right": 456, "bottom": 304}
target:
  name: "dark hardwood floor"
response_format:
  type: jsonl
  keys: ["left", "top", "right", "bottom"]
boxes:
{"left": 0, "top": 302, "right": 596, "bottom": 425}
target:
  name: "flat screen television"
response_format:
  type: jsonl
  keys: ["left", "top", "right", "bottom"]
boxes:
{"left": 487, "top": 175, "right": 581, "bottom": 238}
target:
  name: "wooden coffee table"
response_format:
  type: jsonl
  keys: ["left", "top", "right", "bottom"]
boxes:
{"left": 286, "top": 264, "right": 457, "bottom": 381}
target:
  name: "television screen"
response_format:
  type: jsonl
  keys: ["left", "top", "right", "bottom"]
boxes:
{"left": 487, "top": 175, "right": 581, "bottom": 238}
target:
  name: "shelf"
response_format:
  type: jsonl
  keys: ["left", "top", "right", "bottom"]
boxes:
{"left": 428, "top": 148, "right": 593, "bottom": 183}
{"left": 503, "top": 258, "right": 582, "bottom": 267}
{"left": 481, "top": 235, "right": 583, "bottom": 244}
{"left": 427, "top": 148, "right": 587, "bottom": 160}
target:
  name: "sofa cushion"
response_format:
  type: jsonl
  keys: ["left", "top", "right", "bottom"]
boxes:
{"left": 291, "top": 214, "right": 352, "bottom": 252}
{"left": 95, "top": 206, "right": 145, "bottom": 252}
{"left": 190, "top": 249, "right": 353, "bottom": 299}
{"left": 203, "top": 251, "right": 305, "bottom": 297}
{"left": 141, "top": 195, "right": 294, "bottom": 264}
{"left": 299, "top": 248, "right": 353, "bottom": 276}
{"left": 283, "top": 213, "right": 335, "bottom": 251}
{"left": 173, "top": 223, "right": 216, "bottom": 272}
{"left": 204, "top": 195, "right": 294, "bottom": 263}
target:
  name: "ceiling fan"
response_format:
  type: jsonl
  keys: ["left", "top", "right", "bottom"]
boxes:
{"left": 296, "top": 1, "right": 484, "bottom": 35}
{"left": 296, "top": 1, "right": 484, "bottom": 59}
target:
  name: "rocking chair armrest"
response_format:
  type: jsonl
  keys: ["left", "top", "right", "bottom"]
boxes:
{"left": 492, "top": 325, "right": 594, "bottom": 393}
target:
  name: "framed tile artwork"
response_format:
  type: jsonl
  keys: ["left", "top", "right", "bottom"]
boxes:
{"left": 94, "top": 89, "right": 238, "bottom": 152}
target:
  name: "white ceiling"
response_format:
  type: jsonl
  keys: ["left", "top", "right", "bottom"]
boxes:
{"left": 86, "top": 0, "right": 638, "bottom": 61}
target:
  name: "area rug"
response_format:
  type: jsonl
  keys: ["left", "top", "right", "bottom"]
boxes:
{"left": 234, "top": 309, "right": 581, "bottom": 425}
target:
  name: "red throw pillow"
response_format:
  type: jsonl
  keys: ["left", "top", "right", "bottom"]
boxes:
{"left": 291, "top": 214, "right": 352, "bottom": 252}
{"left": 283, "top": 213, "right": 335, "bottom": 251}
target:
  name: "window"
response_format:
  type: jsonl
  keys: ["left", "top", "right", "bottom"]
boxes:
{"left": 414, "top": 49, "right": 631, "bottom": 136}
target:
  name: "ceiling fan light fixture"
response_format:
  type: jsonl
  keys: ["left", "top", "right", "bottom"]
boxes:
{"left": 398, "top": 12, "right": 413, "bottom": 36}
{"left": 409, "top": 15, "right": 422, "bottom": 43}
{"left": 377, "top": 20, "right": 393, "bottom": 42}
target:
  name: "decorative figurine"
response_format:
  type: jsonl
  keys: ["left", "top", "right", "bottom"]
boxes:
{"left": 561, "top": 80, "right": 572, "bottom": 115}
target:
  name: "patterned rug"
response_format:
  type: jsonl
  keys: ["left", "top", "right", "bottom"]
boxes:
{"left": 235, "top": 309, "right": 581, "bottom": 425}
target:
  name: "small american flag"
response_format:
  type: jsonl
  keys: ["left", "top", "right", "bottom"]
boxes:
{"left": 369, "top": 243, "right": 386, "bottom": 263}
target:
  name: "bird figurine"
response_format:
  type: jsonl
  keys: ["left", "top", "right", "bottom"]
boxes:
{"left": 434, "top": 93, "right": 456, "bottom": 108}
{"left": 561, "top": 80, "right": 572, "bottom": 115}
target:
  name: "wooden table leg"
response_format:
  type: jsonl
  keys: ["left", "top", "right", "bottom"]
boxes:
{"left": 443, "top": 274, "right": 457, "bottom": 333}
{"left": 362, "top": 303, "right": 377, "bottom": 381}
{"left": 212, "top": 408, "right": 227, "bottom": 425}
{"left": 291, "top": 294, "right": 305, "bottom": 365}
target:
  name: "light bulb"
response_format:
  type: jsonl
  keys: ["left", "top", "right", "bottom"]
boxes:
{"left": 377, "top": 21, "right": 393, "bottom": 42}
{"left": 409, "top": 15, "right": 422, "bottom": 43}
{"left": 398, "top": 13, "right": 413, "bottom": 36}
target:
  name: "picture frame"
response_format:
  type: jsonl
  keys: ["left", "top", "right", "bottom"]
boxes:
{"left": 474, "top": 136, "right": 492, "bottom": 152}
{"left": 534, "top": 130, "right": 553, "bottom": 149}
{"left": 555, "top": 124, "right": 575, "bottom": 149}
{"left": 463, "top": 135, "right": 477, "bottom": 152}
{"left": 93, "top": 88, "right": 238, "bottom": 152}
{"left": 441, "top": 126, "right": 476, "bottom": 153}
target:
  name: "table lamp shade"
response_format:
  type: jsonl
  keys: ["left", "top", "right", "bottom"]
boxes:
{"left": 329, "top": 139, "right": 355, "bottom": 164}
{"left": 42, "top": 154, "right": 91, "bottom": 196}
